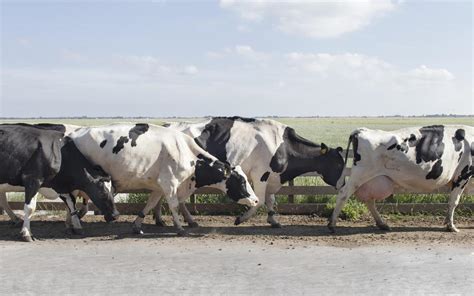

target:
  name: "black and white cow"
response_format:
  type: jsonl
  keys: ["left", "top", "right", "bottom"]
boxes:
{"left": 161, "top": 116, "right": 345, "bottom": 228}
{"left": 329, "top": 125, "right": 473, "bottom": 233}
{"left": 0, "top": 124, "right": 118, "bottom": 241}
{"left": 68, "top": 123, "right": 259, "bottom": 235}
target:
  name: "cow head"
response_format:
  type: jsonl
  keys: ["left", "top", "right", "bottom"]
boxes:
{"left": 83, "top": 166, "right": 120, "bottom": 222}
{"left": 317, "top": 144, "right": 345, "bottom": 187}
{"left": 58, "top": 138, "right": 119, "bottom": 222}
{"left": 194, "top": 154, "right": 259, "bottom": 207}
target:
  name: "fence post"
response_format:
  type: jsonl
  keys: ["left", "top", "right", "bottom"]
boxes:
{"left": 288, "top": 180, "right": 295, "bottom": 203}
{"left": 190, "top": 194, "right": 196, "bottom": 204}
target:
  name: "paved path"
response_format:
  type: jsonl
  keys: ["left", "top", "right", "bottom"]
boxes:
{"left": 1, "top": 239, "right": 472, "bottom": 295}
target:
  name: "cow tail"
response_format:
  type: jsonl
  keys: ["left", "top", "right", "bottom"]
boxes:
{"left": 344, "top": 133, "right": 355, "bottom": 166}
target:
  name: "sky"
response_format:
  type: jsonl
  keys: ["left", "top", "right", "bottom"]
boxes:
{"left": 1, "top": 0, "right": 472, "bottom": 117}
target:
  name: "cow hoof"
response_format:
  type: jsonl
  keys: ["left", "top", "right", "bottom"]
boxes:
{"left": 177, "top": 229, "right": 188, "bottom": 237}
{"left": 327, "top": 223, "right": 336, "bottom": 234}
{"left": 270, "top": 223, "right": 282, "bottom": 229}
{"left": 234, "top": 216, "right": 242, "bottom": 226}
{"left": 22, "top": 235, "right": 34, "bottom": 242}
{"left": 155, "top": 219, "right": 167, "bottom": 227}
{"left": 446, "top": 225, "right": 459, "bottom": 233}
{"left": 72, "top": 228, "right": 84, "bottom": 235}
{"left": 188, "top": 222, "right": 199, "bottom": 228}
{"left": 132, "top": 225, "right": 144, "bottom": 235}
{"left": 377, "top": 224, "right": 391, "bottom": 231}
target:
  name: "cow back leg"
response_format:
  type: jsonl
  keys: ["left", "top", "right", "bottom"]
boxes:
{"left": 153, "top": 198, "right": 167, "bottom": 227}
{"left": 265, "top": 193, "right": 281, "bottom": 228}
{"left": 328, "top": 181, "right": 357, "bottom": 233}
{"left": 133, "top": 191, "right": 163, "bottom": 235}
{"left": 445, "top": 185, "right": 468, "bottom": 232}
{"left": 180, "top": 202, "right": 198, "bottom": 228}
{"left": 365, "top": 200, "right": 390, "bottom": 231}
{"left": 0, "top": 192, "right": 23, "bottom": 225}
{"left": 59, "top": 193, "right": 83, "bottom": 235}
{"left": 20, "top": 177, "right": 42, "bottom": 242}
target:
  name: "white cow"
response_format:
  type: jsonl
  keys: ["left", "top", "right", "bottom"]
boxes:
{"left": 329, "top": 125, "right": 473, "bottom": 233}
{"left": 68, "top": 123, "right": 259, "bottom": 235}
{"left": 161, "top": 117, "right": 345, "bottom": 228}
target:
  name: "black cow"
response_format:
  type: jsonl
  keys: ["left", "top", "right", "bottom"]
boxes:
{"left": 0, "top": 124, "right": 118, "bottom": 241}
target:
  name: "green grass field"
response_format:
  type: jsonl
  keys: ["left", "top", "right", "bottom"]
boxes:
{"left": 2, "top": 117, "right": 472, "bottom": 215}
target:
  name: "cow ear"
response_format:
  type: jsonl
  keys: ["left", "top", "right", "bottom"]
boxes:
{"left": 336, "top": 146, "right": 343, "bottom": 153}
{"left": 321, "top": 143, "right": 328, "bottom": 155}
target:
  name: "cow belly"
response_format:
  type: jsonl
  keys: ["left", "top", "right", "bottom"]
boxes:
{"left": 355, "top": 176, "right": 394, "bottom": 202}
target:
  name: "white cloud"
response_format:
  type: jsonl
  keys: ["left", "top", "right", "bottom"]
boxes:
{"left": 181, "top": 65, "right": 199, "bottom": 75}
{"left": 407, "top": 65, "right": 455, "bottom": 82}
{"left": 207, "top": 45, "right": 270, "bottom": 62}
{"left": 61, "top": 49, "right": 88, "bottom": 63}
{"left": 220, "top": 0, "right": 398, "bottom": 38}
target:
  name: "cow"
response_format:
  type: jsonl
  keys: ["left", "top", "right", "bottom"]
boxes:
{"left": 159, "top": 116, "right": 345, "bottom": 228}
{"left": 67, "top": 123, "right": 259, "bottom": 236}
{"left": 328, "top": 125, "right": 473, "bottom": 233}
{"left": 0, "top": 123, "right": 118, "bottom": 241}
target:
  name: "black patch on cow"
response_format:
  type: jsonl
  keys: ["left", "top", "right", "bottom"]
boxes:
{"left": 100, "top": 140, "right": 107, "bottom": 148}
{"left": 415, "top": 125, "right": 445, "bottom": 164}
{"left": 128, "top": 123, "right": 149, "bottom": 147}
{"left": 260, "top": 171, "right": 270, "bottom": 182}
{"left": 190, "top": 160, "right": 195, "bottom": 166}
{"left": 452, "top": 165, "right": 472, "bottom": 189}
{"left": 194, "top": 118, "right": 235, "bottom": 162}
{"left": 112, "top": 136, "right": 129, "bottom": 154}
{"left": 426, "top": 159, "right": 443, "bottom": 180}
{"left": 387, "top": 143, "right": 397, "bottom": 150}
{"left": 162, "top": 123, "right": 171, "bottom": 127}
{"left": 452, "top": 129, "right": 465, "bottom": 152}
{"left": 225, "top": 170, "right": 251, "bottom": 202}
{"left": 471, "top": 142, "right": 474, "bottom": 156}
{"left": 269, "top": 127, "right": 345, "bottom": 186}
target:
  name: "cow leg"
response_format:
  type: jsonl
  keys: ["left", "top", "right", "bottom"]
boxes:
{"left": 180, "top": 202, "right": 198, "bottom": 228}
{"left": 77, "top": 193, "right": 89, "bottom": 219}
{"left": 265, "top": 193, "right": 281, "bottom": 228}
{"left": 20, "top": 177, "right": 43, "bottom": 242}
{"left": 234, "top": 180, "right": 266, "bottom": 226}
{"left": 365, "top": 199, "right": 390, "bottom": 231}
{"left": 59, "top": 194, "right": 83, "bottom": 235}
{"left": 153, "top": 197, "right": 167, "bottom": 227}
{"left": 0, "top": 192, "right": 23, "bottom": 225}
{"left": 133, "top": 191, "right": 162, "bottom": 235}
{"left": 328, "top": 181, "right": 357, "bottom": 233}
{"left": 445, "top": 185, "right": 468, "bottom": 232}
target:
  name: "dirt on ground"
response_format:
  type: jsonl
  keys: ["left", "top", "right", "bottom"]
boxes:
{"left": 1, "top": 214, "right": 473, "bottom": 247}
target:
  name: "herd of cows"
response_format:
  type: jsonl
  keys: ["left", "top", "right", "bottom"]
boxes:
{"left": 0, "top": 117, "right": 472, "bottom": 242}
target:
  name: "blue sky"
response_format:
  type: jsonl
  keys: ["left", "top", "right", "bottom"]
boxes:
{"left": 1, "top": 0, "right": 472, "bottom": 117}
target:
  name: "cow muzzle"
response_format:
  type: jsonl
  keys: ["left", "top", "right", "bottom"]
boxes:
{"left": 238, "top": 196, "right": 259, "bottom": 208}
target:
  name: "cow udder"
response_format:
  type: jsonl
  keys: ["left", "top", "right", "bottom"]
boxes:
{"left": 355, "top": 176, "right": 394, "bottom": 202}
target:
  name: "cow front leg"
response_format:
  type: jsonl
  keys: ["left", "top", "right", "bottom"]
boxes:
{"left": 180, "top": 202, "right": 198, "bottom": 228}
{"left": 265, "top": 193, "right": 281, "bottom": 228}
{"left": 59, "top": 194, "right": 83, "bottom": 235}
{"left": 133, "top": 192, "right": 162, "bottom": 235}
{"left": 21, "top": 194, "right": 38, "bottom": 242}
{"left": 328, "top": 182, "right": 356, "bottom": 233}
{"left": 365, "top": 199, "right": 390, "bottom": 231}
{"left": 445, "top": 184, "right": 468, "bottom": 232}
{"left": 0, "top": 192, "right": 23, "bottom": 225}
{"left": 77, "top": 193, "right": 89, "bottom": 219}
{"left": 153, "top": 197, "right": 167, "bottom": 227}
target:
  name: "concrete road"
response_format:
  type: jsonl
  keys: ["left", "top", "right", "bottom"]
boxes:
{"left": 0, "top": 239, "right": 472, "bottom": 295}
